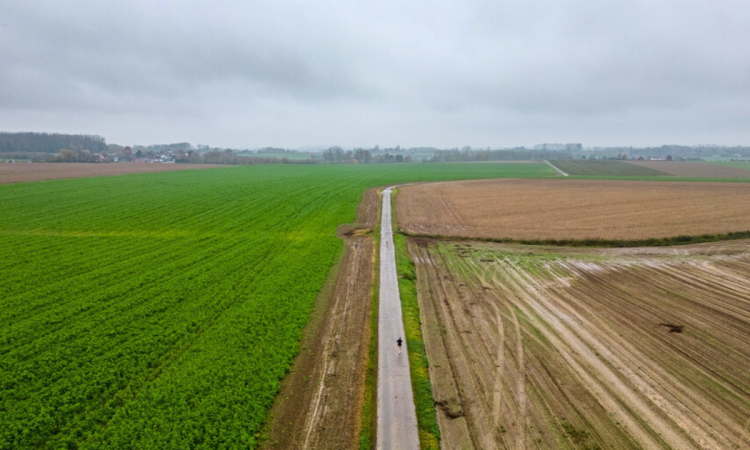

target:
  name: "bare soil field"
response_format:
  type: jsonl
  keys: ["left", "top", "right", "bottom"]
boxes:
{"left": 262, "top": 188, "right": 379, "bottom": 450}
{"left": 409, "top": 237, "right": 750, "bottom": 449}
{"left": 397, "top": 179, "right": 750, "bottom": 241}
{"left": 0, "top": 162, "right": 223, "bottom": 184}
{"left": 624, "top": 160, "right": 750, "bottom": 178}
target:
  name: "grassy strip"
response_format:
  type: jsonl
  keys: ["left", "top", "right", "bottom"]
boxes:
{"left": 358, "top": 193, "right": 381, "bottom": 450}
{"left": 401, "top": 230, "right": 750, "bottom": 248}
{"left": 392, "top": 189, "right": 441, "bottom": 449}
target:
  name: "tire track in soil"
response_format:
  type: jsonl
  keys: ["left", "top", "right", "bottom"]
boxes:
{"left": 408, "top": 238, "right": 750, "bottom": 449}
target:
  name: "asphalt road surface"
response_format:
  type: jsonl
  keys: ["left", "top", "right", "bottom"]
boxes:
{"left": 377, "top": 187, "right": 420, "bottom": 450}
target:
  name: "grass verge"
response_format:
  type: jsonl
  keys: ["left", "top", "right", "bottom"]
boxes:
{"left": 358, "top": 191, "right": 381, "bottom": 449}
{"left": 402, "top": 230, "right": 750, "bottom": 248}
{"left": 392, "top": 189, "right": 441, "bottom": 449}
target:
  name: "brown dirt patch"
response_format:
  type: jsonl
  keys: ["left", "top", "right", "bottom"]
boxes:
{"left": 397, "top": 178, "right": 750, "bottom": 240}
{"left": 261, "top": 188, "right": 378, "bottom": 450}
{"left": 410, "top": 237, "right": 750, "bottom": 450}
{"left": 625, "top": 160, "right": 750, "bottom": 178}
{"left": 0, "top": 162, "right": 223, "bottom": 184}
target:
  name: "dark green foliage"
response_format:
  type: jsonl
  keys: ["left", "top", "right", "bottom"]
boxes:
{"left": 0, "top": 163, "right": 554, "bottom": 450}
{"left": 0, "top": 132, "right": 107, "bottom": 154}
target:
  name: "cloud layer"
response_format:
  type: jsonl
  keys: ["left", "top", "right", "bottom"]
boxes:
{"left": 1, "top": 0, "right": 749, "bottom": 147}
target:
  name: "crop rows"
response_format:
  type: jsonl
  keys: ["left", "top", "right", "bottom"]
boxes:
{"left": 0, "top": 163, "right": 554, "bottom": 449}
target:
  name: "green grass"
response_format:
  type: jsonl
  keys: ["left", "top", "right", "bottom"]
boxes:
{"left": 0, "top": 162, "right": 553, "bottom": 450}
{"left": 549, "top": 160, "right": 668, "bottom": 176}
{"left": 392, "top": 191, "right": 440, "bottom": 449}
{"left": 359, "top": 193, "right": 380, "bottom": 450}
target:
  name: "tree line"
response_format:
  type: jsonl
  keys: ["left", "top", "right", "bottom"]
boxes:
{"left": 429, "top": 148, "right": 573, "bottom": 162}
{"left": 0, "top": 132, "right": 107, "bottom": 154}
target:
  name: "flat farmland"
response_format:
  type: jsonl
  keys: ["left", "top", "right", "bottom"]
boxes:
{"left": 548, "top": 160, "right": 668, "bottom": 176}
{"left": 623, "top": 161, "right": 750, "bottom": 178}
{"left": 397, "top": 179, "right": 750, "bottom": 241}
{"left": 0, "top": 162, "right": 224, "bottom": 184}
{"left": 0, "top": 162, "right": 554, "bottom": 450}
{"left": 408, "top": 238, "right": 750, "bottom": 449}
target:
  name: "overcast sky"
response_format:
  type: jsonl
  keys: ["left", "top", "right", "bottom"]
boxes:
{"left": 1, "top": 1, "right": 749, "bottom": 148}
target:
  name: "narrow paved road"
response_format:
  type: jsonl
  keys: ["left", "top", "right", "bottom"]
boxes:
{"left": 544, "top": 159, "right": 569, "bottom": 176}
{"left": 377, "top": 187, "right": 420, "bottom": 450}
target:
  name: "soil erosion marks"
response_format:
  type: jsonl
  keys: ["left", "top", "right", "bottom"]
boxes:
{"left": 409, "top": 238, "right": 750, "bottom": 450}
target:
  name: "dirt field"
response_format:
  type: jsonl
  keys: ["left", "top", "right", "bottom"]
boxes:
{"left": 624, "top": 161, "right": 750, "bottom": 178}
{"left": 409, "top": 237, "right": 750, "bottom": 450}
{"left": 261, "top": 188, "right": 379, "bottom": 450}
{"left": 0, "top": 162, "right": 223, "bottom": 184}
{"left": 396, "top": 179, "right": 750, "bottom": 241}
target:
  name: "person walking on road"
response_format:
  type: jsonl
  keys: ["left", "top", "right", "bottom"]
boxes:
{"left": 397, "top": 337, "right": 403, "bottom": 354}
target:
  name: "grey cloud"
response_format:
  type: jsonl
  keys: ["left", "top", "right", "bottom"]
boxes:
{"left": 0, "top": 0, "right": 749, "bottom": 147}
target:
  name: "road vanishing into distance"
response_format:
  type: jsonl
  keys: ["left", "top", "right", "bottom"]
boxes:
{"left": 544, "top": 159, "right": 569, "bottom": 176}
{"left": 377, "top": 187, "right": 420, "bottom": 450}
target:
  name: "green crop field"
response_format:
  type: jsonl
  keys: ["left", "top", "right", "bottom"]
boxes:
{"left": 0, "top": 162, "right": 554, "bottom": 450}
{"left": 549, "top": 160, "right": 668, "bottom": 176}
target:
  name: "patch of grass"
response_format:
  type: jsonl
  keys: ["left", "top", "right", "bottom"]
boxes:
{"left": 549, "top": 160, "right": 668, "bottom": 176}
{"left": 561, "top": 422, "right": 602, "bottom": 450}
{"left": 358, "top": 194, "right": 381, "bottom": 450}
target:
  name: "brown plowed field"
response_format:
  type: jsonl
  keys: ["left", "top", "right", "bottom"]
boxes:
{"left": 261, "top": 188, "right": 379, "bottom": 450}
{"left": 397, "top": 179, "right": 750, "bottom": 240}
{"left": 0, "top": 162, "right": 223, "bottom": 184}
{"left": 624, "top": 161, "right": 750, "bottom": 178}
{"left": 409, "top": 237, "right": 750, "bottom": 450}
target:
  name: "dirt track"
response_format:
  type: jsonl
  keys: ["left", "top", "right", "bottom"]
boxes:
{"left": 261, "top": 188, "right": 379, "bottom": 450}
{"left": 0, "top": 162, "right": 223, "bottom": 184}
{"left": 409, "top": 238, "right": 750, "bottom": 449}
{"left": 397, "top": 179, "right": 750, "bottom": 240}
{"left": 624, "top": 161, "right": 750, "bottom": 178}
